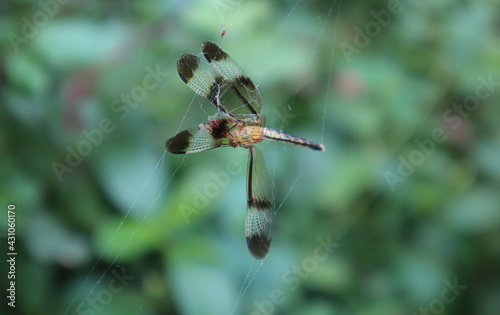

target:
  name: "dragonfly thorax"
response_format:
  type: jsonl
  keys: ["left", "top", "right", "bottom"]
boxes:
{"left": 229, "top": 123, "right": 264, "bottom": 148}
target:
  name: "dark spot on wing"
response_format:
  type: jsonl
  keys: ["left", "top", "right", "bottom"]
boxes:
{"left": 209, "top": 119, "right": 229, "bottom": 139}
{"left": 246, "top": 234, "right": 271, "bottom": 259}
{"left": 236, "top": 75, "right": 256, "bottom": 91}
{"left": 165, "top": 129, "right": 192, "bottom": 154}
{"left": 247, "top": 198, "right": 273, "bottom": 211}
{"left": 202, "top": 40, "right": 229, "bottom": 63}
{"left": 177, "top": 54, "right": 199, "bottom": 84}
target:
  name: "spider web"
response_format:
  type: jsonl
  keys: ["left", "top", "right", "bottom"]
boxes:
{"left": 63, "top": 1, "right": 341, "bottom": 314}
{"left": 63, "top": 97, "right": 194, "bottom": 315}
{"left": 230, "top": 1, "right": 341, "bottom": 313}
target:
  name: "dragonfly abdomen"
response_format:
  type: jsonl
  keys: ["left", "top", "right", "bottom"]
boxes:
{"left": 263, "top": 128, "right": 325, "bottom": 151}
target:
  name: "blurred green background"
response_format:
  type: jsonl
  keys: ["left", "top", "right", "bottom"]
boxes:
{"left": 1, "top": 0, "right": 500, "bottom": 314}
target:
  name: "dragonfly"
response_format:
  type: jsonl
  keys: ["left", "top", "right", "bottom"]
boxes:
{"left": 166, "top": 41, "right": 325, "bottom": 259}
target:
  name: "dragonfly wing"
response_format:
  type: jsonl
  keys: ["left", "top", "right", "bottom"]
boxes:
{"left": 202, "top": 41, "right": 263, "bottom": 119}
{"left": 178, "top": 52, "right": 260, "bottom": 121}
{"left": 166, "top": 118, "right": 233, "bottom": 154}
{"left": 245, "top": 145, "right": 274, "bottom": 259}
{"left": 177, "top": 53, "right": 229, "bottom": 115}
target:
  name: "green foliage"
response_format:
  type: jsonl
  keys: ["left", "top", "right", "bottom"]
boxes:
{"left": 1, "top": 0, "right": 499, "bottom": 314}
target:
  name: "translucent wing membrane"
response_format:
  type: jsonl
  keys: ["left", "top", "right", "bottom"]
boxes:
{"left": 176, "top": 53, "right": 230, "bottom": 116}
{"left": 245, "top": 146, "right": 274, "bottom": 259}
{"left": 202, "top": 41, "right": 263, "bottom": 117}
{"left": 166, "top": 118, "right": 233, "bottom": 154}
{"left": 176, "top": 41, "right": 263, "bottom": 120}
